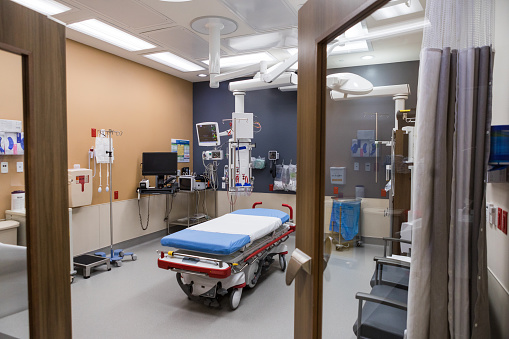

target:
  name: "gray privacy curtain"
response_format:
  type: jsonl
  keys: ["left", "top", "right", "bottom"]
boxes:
{"left": 407, "top": 46, "right": 492, "bottom": 339}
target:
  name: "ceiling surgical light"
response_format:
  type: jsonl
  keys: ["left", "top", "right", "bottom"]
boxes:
{"left": 68, "top": 19, "right": 156, "bottom": 51}
{"left": 144, "top": 52, "right": 205, "bottom": 72}
{"left": 326, "top": 73, "right": 373, "bottom": 95}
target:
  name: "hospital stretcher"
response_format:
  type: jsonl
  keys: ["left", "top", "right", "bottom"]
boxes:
{"left": 157, "top": 203, "right": 295, "bottom": 310}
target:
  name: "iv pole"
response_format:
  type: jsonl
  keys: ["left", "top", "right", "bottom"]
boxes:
{"left": 94, "top": 129, "right": 137, "bottom": 266}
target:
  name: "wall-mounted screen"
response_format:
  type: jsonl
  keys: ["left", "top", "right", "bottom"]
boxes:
{"left": 142, "top": 152, "right": 178, "bottom": 176}
{"left": 196, "top": 122, "right": 220, "bottom": 147}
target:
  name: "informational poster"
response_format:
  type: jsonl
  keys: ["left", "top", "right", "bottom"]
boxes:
{"left": 171, "top": 139, "right": 190, "bottom": 163}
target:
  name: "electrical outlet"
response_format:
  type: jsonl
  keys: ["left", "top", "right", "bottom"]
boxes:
{"left": 114, "top": 191, "right": 119, "bottom": 199}
{"left": 16, "top": 162, "right": 23, "bottom": 172}
{"left": 365, "top": 163, "right": 371, "bottom": 172}
{"left": 502, "top": 210, "right": 508, "bottom": 235}
{"left": 1, "top": 162, "right": 8, "bottom": 174}
{"left": 222, "top": 182, "right": 226, "bottom": 189}
{"left": 354, "top": 162, "right": 359, "bottom": 171}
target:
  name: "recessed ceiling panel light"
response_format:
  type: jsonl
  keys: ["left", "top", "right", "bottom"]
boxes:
{"left": 68, "top": 19, "right": 156, "bottom": 51}
{"left": 11, "top": 0, "right": 71, "bottom": 16}
{"left": 203, "top": 52, "right": 275, "bottom": 69}
{"left": 145, "top": 52, "right": 205, "bottom": 72}
{"left": 361, "top": 55, "right": 374, "bottom": 60}
{"left": 197, "top": 73, "right": 208, "bottom": 77}
{"left": 372, "top": 0, "right": 424, "bottom": 20}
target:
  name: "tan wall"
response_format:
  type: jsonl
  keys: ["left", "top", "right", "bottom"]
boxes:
{"left": 0, "top": 50, "right": 24, "bottom": 219}
{"left": 66, "top": 40, "right": 193, "bottom": 205}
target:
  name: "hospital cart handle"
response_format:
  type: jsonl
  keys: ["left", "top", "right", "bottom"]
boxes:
{"left": 282, "top": 204, "right": 293, "bottom": 221}
{"left": 252, "top": 202, "right": 263, "bottom": 208}
{"left": 285, "top": 248, "right": 312, "bottom": 286}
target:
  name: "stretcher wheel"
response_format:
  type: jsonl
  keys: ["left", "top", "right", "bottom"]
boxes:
{"left": 279, "top": 254, "right": 287, "bottom": 272}
{"left": 114, "top": 260, "right": 123, "bottom": 267}
{"left": 229, "top": 288, "right": 242, "bottom": 310}
{"left": 132, "top": 254, "right": 138, "bottom": 261}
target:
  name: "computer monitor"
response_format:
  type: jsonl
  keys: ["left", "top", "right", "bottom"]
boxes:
{"left": 142, "top": 152, "right": 178, "bottom": 188}
{"left": 196, "top": 122, "right": 220, "bottom": 146}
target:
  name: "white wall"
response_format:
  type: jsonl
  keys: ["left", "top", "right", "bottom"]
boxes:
{"left": 487, "top": 0, "right": 509, "bottom": 337}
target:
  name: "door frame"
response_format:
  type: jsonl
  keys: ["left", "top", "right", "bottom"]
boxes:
{"left": 295, "top": 0, "right": 389, "bottom": 337}
{"left": 0, "top": 1, "right": 71, "bottom": 338}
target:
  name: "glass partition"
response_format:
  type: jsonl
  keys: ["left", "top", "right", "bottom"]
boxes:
{"left": 0, "top": 49, "right": 29, "bottom": 338}
{"left": 322, "top": 1, "right": 422, "bottom": 336}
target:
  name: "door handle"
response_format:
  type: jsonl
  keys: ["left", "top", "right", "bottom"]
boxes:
{"left": 285, "top": 248, "right": 312, "bottom": 286}
{"left": 323, "top": 236, "right": 333, "bottom": 270}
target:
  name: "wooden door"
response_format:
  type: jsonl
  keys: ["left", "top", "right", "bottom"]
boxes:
{"left": 295, "top": 0, "right": 389, "bottom": 337}
{"left": 0, "top": 1, "right": 71, "bottom": 338}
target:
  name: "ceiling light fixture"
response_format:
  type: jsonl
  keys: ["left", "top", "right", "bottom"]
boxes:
{"left": 203, "top": 52, "right": 275, "bottom": 69}
{"left": 334, "top": 18, "right": 430, "bottom": 45}
{"left": 372, "top": 0, "right": 423, "bottom": 21}
{"left": 361, "top": 55, "right": 374, "bottom": 60}
{"left": 11, "top": 0, "right": 71, "bottom": 16}
{"left": 68, "top": 19, "right": 156, "bottom": 51}
{"left": 197, "top": 73, "right": 208, "bottom": 77}
{"left": 145, "top": 52, "right": 204, "bottom": 72}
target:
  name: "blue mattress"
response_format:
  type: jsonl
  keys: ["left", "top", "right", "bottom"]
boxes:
{"left": 161, "top": 229, "right": 250, "bottom": 255}
{"left": 231, "top": 208, "right": 290, "bottom": 223}
{"left": 161, "top": 208, "right": 290, "bottom": 255}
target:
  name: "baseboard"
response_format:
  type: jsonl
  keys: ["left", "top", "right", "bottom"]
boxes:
{"left": 87, "top": 228, "right": 170, "bottom": 255}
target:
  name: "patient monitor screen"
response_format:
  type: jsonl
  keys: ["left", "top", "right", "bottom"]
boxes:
{"left": 196, "top": 122, "right": 220, "bottom": 146}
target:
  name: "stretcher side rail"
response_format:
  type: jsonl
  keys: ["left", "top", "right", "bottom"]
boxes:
{"left": 158, "top": 223, "right": 295, "bottom": 279}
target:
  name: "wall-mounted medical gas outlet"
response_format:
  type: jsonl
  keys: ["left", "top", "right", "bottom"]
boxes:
{"left": 1, "top": 162, "right": 8, "bottom": 173}
{"left": 354, "top": 162, "right": 359, "bottom": 171}
{"left": 16, "top": 162, "right": 23, "bottom": 173}
{"left": 202, "top": 150, "right": 223, "bottom": 160}
{"left": 365, "top": 163, "right": 371, "bottom": 172}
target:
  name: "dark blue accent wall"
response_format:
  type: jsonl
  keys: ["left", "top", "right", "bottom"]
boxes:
{"left": 193, "top": 80, "right": 297, "bottom": 194}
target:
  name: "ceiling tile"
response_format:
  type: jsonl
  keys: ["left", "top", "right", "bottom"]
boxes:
{"left": 143, "top": 26, "right": 225, "bottom": 60}
{"left": 73, "top": 0, "right": 172, "bottom": 29}
{"left": 221, "top": 0, "right": 297, "bottom": 32}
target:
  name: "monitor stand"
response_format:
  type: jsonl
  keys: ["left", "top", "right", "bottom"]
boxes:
{"left": 156, "top": 175, "right": 165, "bottom": 188}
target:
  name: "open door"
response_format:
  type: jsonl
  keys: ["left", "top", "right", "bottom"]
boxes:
{"left": 0, "top": 1, "right": 71, "bottom": 338}
{"left": 293, "top": 1, "right": 390, "bottom": 337}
